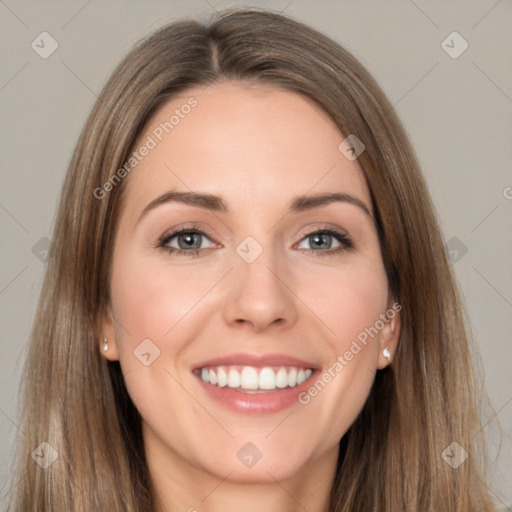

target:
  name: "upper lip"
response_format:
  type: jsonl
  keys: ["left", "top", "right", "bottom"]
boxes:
{"left": 192, "top": 352, "right": 319, "bottom": 371}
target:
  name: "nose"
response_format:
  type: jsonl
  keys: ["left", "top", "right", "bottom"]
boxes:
{"left": 222, "top": 247, "right": 299, "bottom": 333}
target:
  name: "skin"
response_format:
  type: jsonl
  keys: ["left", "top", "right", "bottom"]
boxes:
{"left": 100, "top": 81, "right": 400, "bottom": 512}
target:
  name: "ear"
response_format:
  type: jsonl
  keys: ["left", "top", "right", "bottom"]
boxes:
{"left": 98, "top": 305, "right": 120, "bottom": 361}
{"left": 376, "top": 300, "right": 401, "bottom": 369}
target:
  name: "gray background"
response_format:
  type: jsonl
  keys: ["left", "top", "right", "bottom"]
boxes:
{"left": 1, "top": 0, "right": 511, "bottom": 508}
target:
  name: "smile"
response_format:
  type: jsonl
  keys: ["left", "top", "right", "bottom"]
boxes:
{"left": 192, "top": 353, "right": 319, "bottom": 414}
{"left": 197, "top": 365, "right": 313, "bottom": 392}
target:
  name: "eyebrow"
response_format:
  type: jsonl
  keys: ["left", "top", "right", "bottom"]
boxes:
{"left": 137, "top": 190, "right": 372, "bottom": 223}
{"left": 290, "top": 193, "right": 372, "bottom": 217}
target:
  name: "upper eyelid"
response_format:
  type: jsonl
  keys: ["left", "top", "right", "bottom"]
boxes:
{"left": 294, "top": 225, "right": 352, "bottom": 247}
{"left": 159, "top": 224, "right": 215, "bottom": 239}
{"left": 159, "top": 227, "right": 217, "bottom": 246}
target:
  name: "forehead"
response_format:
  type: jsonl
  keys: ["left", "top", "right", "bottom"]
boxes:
{"left": 122, "top": 82, "right": 371, "bottom": 218}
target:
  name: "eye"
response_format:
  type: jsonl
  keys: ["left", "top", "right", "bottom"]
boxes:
{"left": 157, "top": 226, "right": 217, "bottom": 257}
{"left": 295, "top": 228, "right": 353, "bottom": 255}
{"left": 156, "top": 226, "right": 353, "bottom": 258}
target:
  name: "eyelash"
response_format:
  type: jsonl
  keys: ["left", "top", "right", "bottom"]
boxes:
{"left": 156, "top": 225, "right": 354, "bottom": 258}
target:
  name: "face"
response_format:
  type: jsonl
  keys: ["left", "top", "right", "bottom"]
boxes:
{"left": 101, "top": 81, "right": 399, "bottom": 484}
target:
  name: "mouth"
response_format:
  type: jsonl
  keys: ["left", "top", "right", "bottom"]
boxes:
{"left": 194, "top": 365, "right": 314, "bottom": 393}
{"left": 191, "top": 353, "right": 319, "bottom": 414}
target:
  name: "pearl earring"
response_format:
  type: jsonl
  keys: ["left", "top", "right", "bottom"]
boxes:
{"left": 383, "top": 346, "right": 391, "bottom": 362}
{"left": 103, "top": 337, "right": 108, "bottom": 352}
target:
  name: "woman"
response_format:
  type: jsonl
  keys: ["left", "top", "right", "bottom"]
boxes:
{"left": 9, "top": 8, "right": 497, "bottom": 511}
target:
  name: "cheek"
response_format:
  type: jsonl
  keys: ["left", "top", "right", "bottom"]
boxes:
{"left": 292, "top": 259, "right": 388, "bottom": 436}
{"left": 299, "top": 259, "right": 389, "bottom": 351}
{"left": 110, "top": 250, "right": 220, "bottom": 346}
{"left": 108, "top": 252, "right": 210, "bottom": 427}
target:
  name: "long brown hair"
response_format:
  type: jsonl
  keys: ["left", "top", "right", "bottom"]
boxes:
{"left": 8, "top": 8, "right": 497, "bottom": 511}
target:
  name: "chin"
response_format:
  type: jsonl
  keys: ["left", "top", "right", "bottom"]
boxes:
{"left": 195, "top": 441, "right": 317, "bottom": 484}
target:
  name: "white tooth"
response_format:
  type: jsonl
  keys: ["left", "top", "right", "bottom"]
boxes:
{"left": 240, "top": 366, "right": 259, "bottom": 389}
{"left": 217, "top": 367, "right": 228, "bottom": 387}
{"left": 202, "top": 365, "right": 310, "bottom": 390}
{"left": 259, "top": 367, "right": 276, "bottom": 390}
{"left": 275, "top": 367, "right": 288, "bottom": 388}
{"left": 227, "top": 368, "right": 241, "bottom": 388}
{"left": 288, "top": 367, "right": 297, "bottom": 387}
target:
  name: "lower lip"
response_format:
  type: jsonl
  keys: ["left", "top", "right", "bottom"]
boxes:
{"left": 194, "top": 371, "right": 318, "bottom": 415}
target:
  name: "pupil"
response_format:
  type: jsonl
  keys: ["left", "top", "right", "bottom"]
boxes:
{"left": 312, "top": 233, "right": 331, "bottom": 249}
